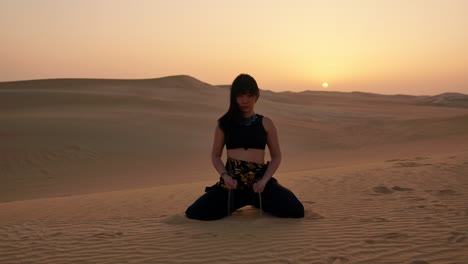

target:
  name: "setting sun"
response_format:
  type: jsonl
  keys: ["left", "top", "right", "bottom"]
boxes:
{"left": 322, "top": 82, "right": 329, "bottom": 88}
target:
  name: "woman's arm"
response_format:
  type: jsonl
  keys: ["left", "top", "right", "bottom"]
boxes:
{"left": 211, "top": 123, "right": 237, "bottom": 189}
{"left": 253, "top": 116, "right": 282, "bottom": 192}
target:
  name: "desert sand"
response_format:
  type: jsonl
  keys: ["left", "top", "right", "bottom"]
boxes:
{"left": 1, "top": 75, "right": 467, "bottom": 263}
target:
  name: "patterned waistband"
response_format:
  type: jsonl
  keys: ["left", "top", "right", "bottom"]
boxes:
{"left": 219, "top": 157, "right": 270, "bottom": 190}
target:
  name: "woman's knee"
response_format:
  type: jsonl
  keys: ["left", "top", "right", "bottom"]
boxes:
{"left": 185, "top": 188, "right": 229, "bottom": 221}
{"left": 263, "top": 182, "right": 305, "bottom": 218}
{"left": 185, "top": 205, "right": 226, "bottom": 221}
{"left": 269, "top": 198, "right": 304, "bottom": 218}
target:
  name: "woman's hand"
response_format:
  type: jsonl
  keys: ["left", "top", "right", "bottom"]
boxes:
{"left": 223, "top": 175, "right": 238, "bottom": 189}
{"left": 253, "top": 178, "right": 267, "bottom": 193}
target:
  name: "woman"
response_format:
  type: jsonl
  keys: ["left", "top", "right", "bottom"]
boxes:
{"left": 185, "top": 74, "right": 304, "bottom": 220}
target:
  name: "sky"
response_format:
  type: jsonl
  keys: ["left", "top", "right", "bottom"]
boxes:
{"left": 1, "top": 0, "right": 467, "bottom": 95}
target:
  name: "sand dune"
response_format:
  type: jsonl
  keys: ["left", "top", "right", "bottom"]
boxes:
{"left": 423, "top": 92, "right": 468, "bottom": 108}
{"left": 0, "top": 75, "right": 467, "bottom": 263}
{"left": 1, "top": 76, "right": 467, "bottom": 199}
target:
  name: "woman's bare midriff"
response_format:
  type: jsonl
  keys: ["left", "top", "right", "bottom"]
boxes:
{"left": 227, "top": 148, "right": 265, "bottom": 164}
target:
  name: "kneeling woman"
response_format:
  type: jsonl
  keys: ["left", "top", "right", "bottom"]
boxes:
{"left": 185, "top": 74, "right": 304, "bottom": 221}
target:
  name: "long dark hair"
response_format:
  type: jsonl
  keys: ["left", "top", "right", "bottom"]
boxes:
{"left": 218, "top": 74, "right": 260, "bottom": 133}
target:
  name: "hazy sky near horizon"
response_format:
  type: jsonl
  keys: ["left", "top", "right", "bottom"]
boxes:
{"left": 1, "top": 0, "right": 467, "bottom": 95}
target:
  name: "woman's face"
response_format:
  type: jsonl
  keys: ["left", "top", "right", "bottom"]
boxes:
{"left": 236, "top": 92, "right": 258, "bottom": 113}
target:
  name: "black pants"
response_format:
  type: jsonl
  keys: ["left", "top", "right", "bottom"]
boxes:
{"left": 185, "top": 178, "right": 304, "bottom": 221}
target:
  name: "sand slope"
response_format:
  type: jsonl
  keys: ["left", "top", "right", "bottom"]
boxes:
{"left": 0, "top": 152, "right": 467, "bottom": 263}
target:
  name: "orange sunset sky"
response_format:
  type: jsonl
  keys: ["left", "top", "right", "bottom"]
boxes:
{"left": 0, "top": 0, "right": 467, "bottom": 95}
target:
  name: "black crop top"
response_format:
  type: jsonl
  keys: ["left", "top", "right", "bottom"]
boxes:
{"left": 224, "top": 114, "right": 267, "bottom": 150}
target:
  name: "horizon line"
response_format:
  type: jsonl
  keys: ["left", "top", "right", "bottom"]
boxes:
{"left": 0, "top": 74, "right": 467, "bottom": 97}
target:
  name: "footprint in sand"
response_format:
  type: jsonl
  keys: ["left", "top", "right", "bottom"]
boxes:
{"left": 425, "top": 189, "right": 460, "bottom": 196}
{"left": 392, "top": 186, "right": 414, "bottom": 191}
{"left": 437, "top": 189, "right": 459, "bottom": 195}
{"left": 413, "top": 157, "right": 429, "bottom": 160}
{"left": 402, "top": 197, "right": 426, "bottom": 201}
{"left": 448, "top": 232, "right": 466, "bottom": 243}
{"left": 406, "top": 204, "right": 427, "bottom": 210}
{"left": 393, "top": 162, "right": 432, "bottom": 168}
{"left": 372, "top": 185, "right": 394, "bottom": 194}
{"left": 327, "top": 256, "right": 349, "bottom": 264}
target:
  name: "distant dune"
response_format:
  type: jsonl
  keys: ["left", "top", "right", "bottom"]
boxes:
{"left": 422, "top": 92, "right": 468, "bottom": 108}
{"left": 0, "top": 74, "right": 211, "bottom": 89}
